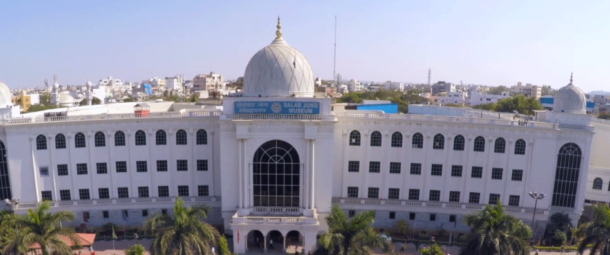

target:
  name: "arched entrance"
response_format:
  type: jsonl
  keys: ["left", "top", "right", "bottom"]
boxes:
{"left": 266, "top": 230, "right": 284, "bottom": 252}
{"left": 0, "top": 141, "right": 11, "bottom": 200}
{"left": 286, "top": 230, "right": 303, "bottom": 254}
{"left": 246, "top": 230, "right": 264, "bottom": 252}
{"left": 253, "top": 140, "right": 300, "bottom": 207}
{"left": 551, "top": 143, "right": 582, "bottom": 208}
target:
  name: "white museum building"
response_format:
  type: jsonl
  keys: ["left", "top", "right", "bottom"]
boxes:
{"left": 1, "top": 20, "right": 610, "bottom": 254}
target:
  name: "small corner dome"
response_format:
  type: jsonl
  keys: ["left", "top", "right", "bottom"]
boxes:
{"left": 553, "top": 76, "right": 586, "bottom": 114}
{"left": 242, "top": 18, "right": 314, "bottom": 97}
{"left": 0, "top": 82, "right": 12, "bottom": 107}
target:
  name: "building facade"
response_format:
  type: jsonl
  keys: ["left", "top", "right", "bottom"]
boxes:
{"left": 0, "top": 21, "right": 607, "bottom": 255}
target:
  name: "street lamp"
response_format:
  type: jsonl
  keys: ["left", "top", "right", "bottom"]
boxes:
{"left": 528, "top": 191, "right": 545, "bottom": 243}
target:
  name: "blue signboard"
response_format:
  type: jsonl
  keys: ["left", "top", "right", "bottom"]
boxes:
{"left": 234, "top": 101, "right": 320, "bottom": 114}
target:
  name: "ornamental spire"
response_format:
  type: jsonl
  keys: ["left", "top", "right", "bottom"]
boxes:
{"left": 570, "top": 72, "right": 573, "bottom": 84}
{"left": 275, "top": 16, "right": 282, "bottom": 39}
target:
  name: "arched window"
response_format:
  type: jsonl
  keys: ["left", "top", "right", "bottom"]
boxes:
{"left": 391, "top": 132, "right": 403, "bottom": 147}
{"left": 156, "top": 130, "right": 167, "bottom": 145}
{"left": 253, "top": 140, "right": 300, "bottom": 207}
{"left": 370, "top": 131, "right": 382, "bottom": 147}
{"left": 55, "top": 134, "right": 66, "bottom": 149}
{"left": 515, "top": 139, "right": 526, "bottom": 155}
{"left": 473, "top": 136, "right": 485, "bottom": 152}
{"left": 0, "top": 141, "right": 12, "bottom": 199}
{"left": 176, "top": 130, "right": 187, "bottom": 145}
{"left": 453, "top": 135, "right": 465, "bottom": 151}
{"left": 349, "top": 131, "right": 361, "bottom": 146}
{"left": 433, "top": 134, "right": 444, "bottom": 149}
{"left": 115, "top": 131, "right": 125, "bottom": 146}
{"left": 36, "top": 135, "right": 47, "bottom": 150}
{"left": 196, "top": 129, "right": 207, "bottom": 145}
{"left": 94, "top": 132, "right": 105, "bottom": 147}
{"left": 412, "top": 133, "right": 423, "bottom": 149}
{"left": 494, "top": 138, "right": 506, "bottom": 153}
{"left": 75, "top": 133, "right": 86, "bottom": 148}
{"left": 593, "top": 178, "right": 603, "bottom": 190}
{"left": 552, "top": 143, "right": 582, "bottom": 208}
{"left": 135, "top": 130, "right": 146, "bottom": 146}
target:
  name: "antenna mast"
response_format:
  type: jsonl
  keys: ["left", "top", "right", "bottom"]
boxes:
{"left": 333, "top": 15, "right": 337, "bottom": 87}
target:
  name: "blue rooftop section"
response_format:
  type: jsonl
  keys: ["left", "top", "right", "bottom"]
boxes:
{"left": 143, "top": 84, "right": 153, "bottom": 95}
{"left": 539, "top": 97, "right": 594, "bottom": 110}
{"left": 356, "top": 104, "right": 398, "bottom": 114}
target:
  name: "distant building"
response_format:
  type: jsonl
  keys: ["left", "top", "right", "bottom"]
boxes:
{"left": 511, "top": 82, "right": 542, "bottom": 99}
{"left": 98, "top": 77, "right": 123, "bottom": 88}
{"left": 165, "top": 76, "right": 184, "bottom": 92}
{"left": 193, "top": 72, "right": 225, "bottom": 92}
{"left": 383, "top": 81, "right": 404, "bottom": 92}
{"left": 142, "top": 77, "right": 165, "bottom": 88}
{"left": 431, "top": 81, "right": 455, "bottom": 95}
{"left": 469, "top": 91, "right": 510, "bottom": 106}
{"left": 347, "top": 79, "right": 362, "bottom": 92}
{"left": 430, "top": 91, "right": 467, "bottom": 106}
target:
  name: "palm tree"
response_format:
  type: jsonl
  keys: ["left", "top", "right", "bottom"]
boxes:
{"left": 145, "top": 197, "right": 220, "bottom": 255}
{"left": 12, "top": 201, "right": 78, "bottom": 255}
{"left": 0, "top": 211, "right": 29, "bottom": 255}
{"left": 459, "top": 201, "right": 531, "bottom": 255}
{"left": 320, "top": 204, "right": 390, "bottom": 255}
{"left": 577, "top": 203, "right": 610, "bottom": 255}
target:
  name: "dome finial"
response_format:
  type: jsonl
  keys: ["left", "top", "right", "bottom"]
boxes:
{"left": 275, "top": 16, "right": 282, "bottom": 39}
{"left": 570, "top": 72, "right": 573, "bottom": 84}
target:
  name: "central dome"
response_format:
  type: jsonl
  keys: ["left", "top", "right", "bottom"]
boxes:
{"left": 553, "top": 74, "right": 586, "bottom": 114}
{"left": 0, "top": 82, "right": 12, "bottom": 108}
{"left": 242, "top": 18, "right": 314, "bottom": 97}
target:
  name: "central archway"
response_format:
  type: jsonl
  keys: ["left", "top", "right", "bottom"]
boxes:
{"left": 253, "top": 140, "right": 300, "bottom": 207}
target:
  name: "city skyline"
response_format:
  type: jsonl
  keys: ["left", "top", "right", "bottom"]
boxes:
{"left": 1, "top": 1, "right": 610, "bottom": 92}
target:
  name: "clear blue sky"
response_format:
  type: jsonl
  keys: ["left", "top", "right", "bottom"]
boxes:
{"left": 1, "top": 1, "right": 609, "bottom": 92}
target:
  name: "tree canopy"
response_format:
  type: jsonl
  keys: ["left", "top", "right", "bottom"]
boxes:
{"left": 577, "top": 203, "right": 610, "bottom": 255}
{"left": 473, "top": 95, "right": 543, "bottom": 115}
{"left": 337, "top": 89, "right": 428, "bottom": 113}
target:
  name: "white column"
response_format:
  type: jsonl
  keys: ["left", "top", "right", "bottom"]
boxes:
{"left": 107, "top": 132, "right": 115, "bottom": 198}
{"left": 238, "top": 139, "right": 243, "bottom": 208}
{"left": 148, "top": 130, "right": 155, "bottom": 198}
{"left": 243, "top": 139, "right": 250, "bottom": 208}
{"left": 482, "top": 137, "right": 494, "bottom": 204}
{"left": 210, "top": 130, "right": 216, "bottom": 196}
{"left": 310, "top": 139, "right": 316, "bottom": 209}
{"left": 189, "top": 129, "right": 196, "bottom": 197}
{"left": 87, "top": 132, "right": 95, "bottom": 199}
{"left": 502, "top": 139, "right": 514, "bottom": 205}
{"left": 126, "top": 131, "right": 134, "bottom": 198}
{"left": 341, "top": 130, "right": 348, "bottom": 197}
{"left": 302, "top": 140, "right": 309, "bottom": 209}
{"left": 168, "top": 130, "right": 175, "bottom": 197}
{"left": 381, "top": 132, "right": 390, "bottom": 198}
{"left": 67, "top": 134, "right": 76, "bottom": 200}
{"left": 48, "top": 135, "right": 58, "bottom": 202}
{"left": 361, "top": 131, "right": 369, "bottom": 198}
{"left": 29, "top": 136, "right": 40, "bottom": 202}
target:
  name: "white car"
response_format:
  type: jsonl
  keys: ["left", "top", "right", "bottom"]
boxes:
{"left": 378, "top": 234, "right": 392, "bottom": 242}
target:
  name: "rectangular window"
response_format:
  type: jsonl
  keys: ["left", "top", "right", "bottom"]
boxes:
{"left": 511, "top": 169, "right": 523, "bottom": 181}
{"left": 57, "top": 164, "right": 69, "bottom": 176}
{"left": 367, "top": 187, "right": 379, "bottom": 199}
{"left": 431, "top": 164, "right": 443, "bottom": 176}
{"left": 98, "top": 188, "right": 109, "bottom": 199}
{"left": 162, "top": 209, "right": 167, "bottom": 215}
{"left": 389, "top": 211, "right": 396, "bottom": 219}
{"left": 157, "top": 160, "right": 168, "bottom": 172}
{"left": 408, "top": 189, "right": 420, "bottom": 200}
{"left": 347, "top": 187, "right": 359, "bottom": 198}
{"left": 198, "top": 185, "right": 209, "bottom": 196}
{"left": 117, "top": 187, "right": 129, "bottom": 198}
{"left": 197, "top": 160, "right": 208, "bottom": 171}
{"left": 509, "top": 195, "right": 520, "bottom": 206}
{"left": 41, "top": 191, "right": 52, "bottom": 201}
{"left": 449, "top": 191, "right": 460, "bottom": 202}
{"left": 177, "top": 160, "right": 188, "bottom": 171}
{"left": 430, "top": 214, "right": 436, "bottom": 221}
{"left": 158, "top": 186, "right": 170, "bottom": 197}
{"left": 471, "top": 166, "right": 483, "bottom": 178}
{"left": 451, "top": 165, "right": 463, "bottom": 177}
{"left": 103, "top": 211, "right": 109, "bottom": 218}
{"left": 116, "top": 161, "right": 127, "bottom": 173}
{"left": 79, "top": 189, "right": 90, "bottom": 200}
{"left": 409, "top": 212, "right": 416, "bottom": 220}
{"left": 96, "top": 163, "right": 107, "bottom": 174}
{"left": 60, "top": 190, "right": 71, "bottom": 201}
{"left": 469, "top": 192, "right": 480, "bottom": 204}
{"left": 491, "top": 168, "right": 503, "bottom": 180}
{"left": 449, "top": 215, "right": 456, "bottom": 223}
{"left": 348, "top": 161, "right": 360, "bottom": 172}
{"left": 39, "top": 167, "right": 49, "bottom": 176}
{"left": 410, "top": 163, "right": 422, "bottom": 175}
{"left": 388, "top": 188, "right": 400, "bottom": 199}
{"left": 389, "top": 162, "right": 401, "bottom": 174}
{"left": 136, "top": 161, "right": 148, "bottom": 172}
{"left": 348, "top": 210, "right": 355, "bottom": 218}
{"left": 178, "top": 185, "right": 189, "bottom": 196}
{"left": 142, "top": 209, "right": 148, "bottom": 217}
{"left": 429, "top": 190, "right": 440, "bottom": 201}
{"left": 77, "top": 163, "right": 88, "bottom": 175}
{"left": 369, "top": 161, "right": 380, "bottom": 173}
{"left": 138, "top": 187, "right": 149, "bottom": 198}
{"left": 489, "top": 193, "right": 501, "bottom": 205}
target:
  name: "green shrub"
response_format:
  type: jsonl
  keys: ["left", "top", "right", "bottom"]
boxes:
{"left": 551, "top": 230, "right": 567, "bottom": 246}
{"left": 419, "top": 243, "right": 444, "bottom": 255}
{"left": 124, "top": 244, "right": 145, "bottom": 255}
{"left": 219, "top": 235, "right": 230, "bottom": 255}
